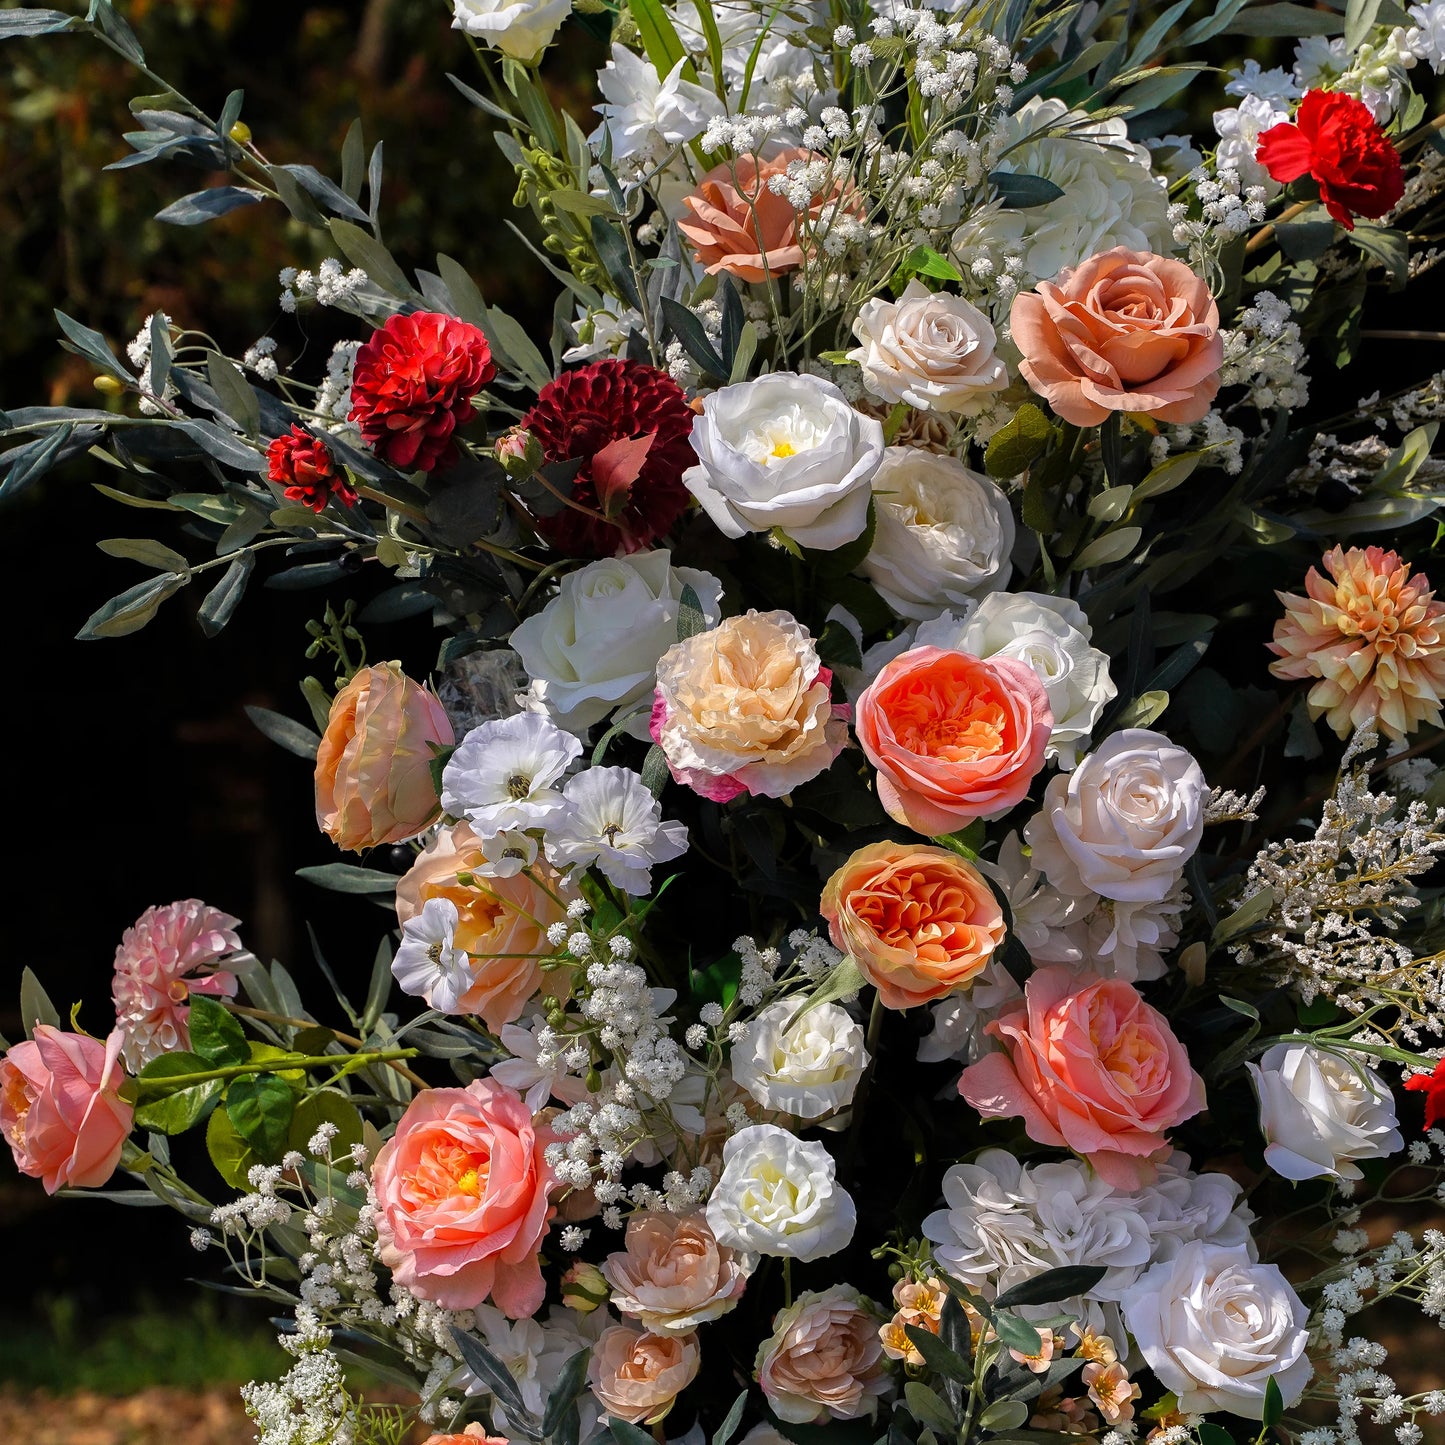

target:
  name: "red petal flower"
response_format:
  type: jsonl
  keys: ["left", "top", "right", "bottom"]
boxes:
{"left": 520, "top": 358, "right": 696, "bottom": 557}
{"left": 1405, "top": 1059, "right": 1445, "bottom": 1131}
{"left": 1256, "top": 90, "right": 1405, "bottom": 231}
{"left": 349, "top": 311, "right": 495, "bottom": 473}
{"left": 266, "top": 425, "right": 357, "bottom": 513}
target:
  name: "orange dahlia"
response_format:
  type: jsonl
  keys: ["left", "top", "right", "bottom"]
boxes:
{"left": 1268, "top": 544, "right": 1445, "bottom": 739}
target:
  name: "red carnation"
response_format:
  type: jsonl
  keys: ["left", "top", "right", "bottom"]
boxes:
{"left": 520, "top": 358, "right": 696, "bottom": 557}
{"left": 1405, "top": 1058, "right": 1445, "bottom": 1131}
{"left": 267, "top": 425, "right": 357, "bottom": 513}
{"left": 1256, "top": 90, "right": 1404, "bottom": 231}
{"left": 349, "top": 311, "right": 495, "bottom": 473}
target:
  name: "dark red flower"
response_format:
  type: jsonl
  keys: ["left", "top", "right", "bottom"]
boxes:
{"left": 1256, "top": 90, "right": 1405, "bottom": 231}
{"left": 349, "top": 311, "right": 495, "bottom": 473}
{"left": 520, "top": 358, "right": 696, "bottom": 557}
{"left": 1405, "top": 1058, "right": 1445, "bottom": 1131}
{"left": 266, "top": 426, "right": 357, "bottom": 513}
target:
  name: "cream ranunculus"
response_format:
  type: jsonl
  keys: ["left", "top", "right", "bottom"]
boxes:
{"left": 704, "top": 1123, "right": 856, "bottom": 1261}
{"left": 1120, "top": 1241, "right": 1312, "bottom": 1420}
{"left": 683, "top": 372, "right": 884, "bottom": 551}
{"left": 919, "top": 593, "right": 1116, "bottom": 769}
{"left": 511, "top": 551, "right": 723, "bottom": 738}
{"left": 452, "top": 0, "right": 571, "bottom": 61}
{"left": 858, "top": 448, "right": 1015, "bottom": 621}
{"left": 756, "top": 1285, "right": 891, "bottom": 1424}
{"left": 848, "top": 279, "right": 1009, "bottom": 414}
{"left": 730, "top": 999, "right": 869, "bottom": 1119}
{"left": 1247, "top": 1042, "right": 1403, "bottom": 1182}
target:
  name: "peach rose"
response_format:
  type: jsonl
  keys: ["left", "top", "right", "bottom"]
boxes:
{"left": 854, "top": 647, "right": 1052, "bottom": 836}
{"left": 396, "top": 823, "right": 573, "bottom": 1033}
{"left": 958, "top": 967, "right": 1205, "bottom": 1188}
{"left": 1009, "top": 247, "right": 1223, "bottom": 427}
{"left": 315, "top": 662, "right": 454, "bottom": 851}
{"left": 600, "top": 1210, "right": 748, "bottom": 1335}
{"left": 372, "top": 1079, "right": 553, "bottom": 1315}
{"left": 821, "top": 842, "right": 1006, "bottom": 1010}
{"left": 757, "top": 1285, "right": 891, "bottom": 1424}
{"left": 0, "top": 1027, "right": 133, "bottom": 1194}
{"left": 587, "top": 1323, "right": 701, "bottom": 1424}
{"left": 651, "top": 610, "right": 849, "bottom": 801}
{"left": 423, "top": 1429, "right": 508, "bottom": 1445}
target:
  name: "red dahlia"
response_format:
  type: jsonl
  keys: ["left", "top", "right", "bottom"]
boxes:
{"left": 520, "top": 358, "right": 696, "bottom": 557}
{"left": 349, "top": 311, "right": 495, "bottom": 473}
{"left": 1405, "top": 1058, "right": 1445, "bottom": 1131}
{"left": 267, "top": 425, "right": 357, "bottom": 513}
{"left": 1257, "top": 90, "right": 1404, "bottom": 231}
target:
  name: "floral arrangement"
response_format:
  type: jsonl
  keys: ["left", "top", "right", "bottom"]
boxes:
{"left": 5, "top": 2, "right": 1445, "bottom": 1445}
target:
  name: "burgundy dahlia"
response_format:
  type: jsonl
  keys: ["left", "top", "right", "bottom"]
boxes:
{"left": 520, "top": 358, "right": 696, "bottom": 557}
{"left": 349, "top": 311, "right": 495, "bottom": 473}
{"left": 266, "top": 425, "right": 357, "bottom": 513}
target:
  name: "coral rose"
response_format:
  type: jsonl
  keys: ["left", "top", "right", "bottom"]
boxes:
{"left": 958, "top": 967, "right": 1205, "bottom": 1188}
{"left": 587, "top": 1323, "right": 701, "bottom": 1424}
{"left": 600, "top": 1210, "right": 747, "bottom": 1335}
{"left": 821, "top": 842, "right": 1006, "bottom": 1010}
{"left": 1009, "top": 247, "right": 1223, "bottom": 427}
{"left": 424, "top": 1428, "right": 508, "bottom": 1445}
{"left": 266, "top": 425, "right": 356, "bottom": 513}
{"left": 371, "top": 1079, "right": 553, "bottom": 1314}
{"left": 395, "top": 823, "right": 574, "bottom": 1032}
{"left": 757, "top": 1285, "right": 891, "bottom": 1424}
{"left": 315, "top": 662, "right": 455, "bottom": 851}
{"left": 854, "top": 647, "right": 1052, "bottom": 835}
{"left": 0, "top": 1027, "right": 132, "bottom": 1193}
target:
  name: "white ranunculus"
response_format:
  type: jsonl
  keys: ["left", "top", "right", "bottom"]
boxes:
{"left": 705, "top": 1124, "right": 856, "bottom": 1261}
{"left": 512, "top": 551, "right": 723, "bottom": 737}
{"left": 452, "top": 0, "right": 571, "bottom": 61}
{"left": 1120, "top": 1241, "right": 1312, "bottom": 1420}
{"left": 1025, "top": 728, "right": 1206, "bottom": 904}
{"left": 858, "top": 448, "right": 1015, "bottom": 620}
{"left": 731, "top": 1000, "right": 869, "bottom": 1119}
{"left": 1248, "top": 1043, "right": 1404, "bottom": 1182}
{"left": 594, "top": 46, "right": 723, "bottom": 162}
{"left": 921, "top": 592, "right": 1116, "bottom": 768}
{"left": 683, "top": 373, "right": 884, "bottom": 551}
{"left": 848, "top": 279, "right": 1009, "bottom": 414}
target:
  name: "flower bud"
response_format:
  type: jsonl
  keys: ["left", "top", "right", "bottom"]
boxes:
{"left": 93, "top": 374, "right": 125, "bottom": 395}
{"left": 496, "top": 427, "right": 543, "bottom": 479}
{"left": 228, "top": 121, "right": 252, "bottom": 146}
{"left": 560, "top": 1259, "right": 611, "bottom": 1313}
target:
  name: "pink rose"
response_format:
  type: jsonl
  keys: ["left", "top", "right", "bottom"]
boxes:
{"left": 0, "top": 1027, "right": 133, "bottom": 1194}
{"left": 588, "top": 1323, "right": 701, "bottom": 1424}
{"left": 372, "top": 1079, "right": 554, "bottom": 1315}
{"left": 600, "top": 1210, "right": 748, "bottom": 1335}
{"left": 757, "top": 1285, "right": 891, "bottom": 1424}
{"left": 959, "top": 968, "right": 1205, "bottom": 1187}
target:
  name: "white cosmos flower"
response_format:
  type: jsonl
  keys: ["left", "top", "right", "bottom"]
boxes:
{"left": 545, "top": 766, "right": 688, "bottom": 895}
{"left": 391, "top": 897, "right": 470, "bottom": 1014}
{"left": 731, "top": 999, "right": 869, "bottom": 1119}
{"left": 472, "top": 829, "right": 540, "bottom": 878}
{"left": 595, "top": 45, "right": 723, "bottom": 161}
{"left": 452, "top": 0, "right": 571, "bottom": 62}
{"left": 441, "top": 712, "right": 582, "bottom": 838}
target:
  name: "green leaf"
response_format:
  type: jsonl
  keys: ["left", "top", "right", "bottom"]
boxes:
{"left": 541, "top": 1347, "right": 593, "bottom": 1438}
{"left": 451, "top": 1325, "right": 534, "bottom": 1422}
{"left": 362, "top": 936, "right": 394, "bottom": 1035}
{"left": 991, "top": 1308, "right": 1050, "bottom": 1355}
{"left": 226, "top": 1074, "right": 295, "bottom": 1160}
{"left": 76, "top": 571, "right": 187, "bottom": 640}
{"left": 244, "top": 704, "right": 321, "bottom": 760}
{"left": 590, "top": 215, "right": 644, "bottom": 313}
{"left": 206, "top": 352, "right": 260, "bottom": 436}
{"left": 677, "top": 583, "right": 709, "bottom": 642}
{"left": 660, "top": 296, "right": 726, "bottom": 379}
{"left": 92, "top": 482, "right": 182, "bottom": 512}
{"left": 641, "top": 742, "right": 670, "bottom": 798}
{"left": 97, "top": 536, "right": 191, "bottom": 573}
{"left": 1224, "top": 1, "right": 1343, "bottom": 31}
{"left": 995, "top": 1265, "right": 1106, "bottom": 1308}
{"left": 629, "top": 0, "right": 688, "bottom": 80}
{"left": 19, "top": 967, "right": 61, "bottom": 1035}
{"left": 327, "top": 219, "right": 420, "bottom": 302}
{"left": 1197, "top": 1425, "right": 1235, "bottom": 1445}
{"left": 340, "top": 118, "right": 366, "bottom": 201}
{"left": 188, "top": 996, "right": 250, "bottom": 1068}
{"left": 435, "top": 252, "right": 490, "bottom": 329}
{"left": 978, "top": 1401, "right": 1031, "bottom": 1433}
{"left": 1114, "top": 688, "right": 1169, "bottom": 728}
{"left": 989, "top": 171, "right": 1065, "bottom": 208}
{"left": 985, "top": 402, "right": 1054, "bottom": 478}
{"left": 1211, "top": 887, "right": 1277, "bottom": 947}
{"left": 1133, "top": 450, "right": 1201, "bottom": 502}
{"left": 898, "top": 245, "right": 962, "bottom": 284}
{"left": 783, "top": 955, "right": 866, "bottom": 1029}
{"left": 902, "top": 1324, "right": 971, "bottom": 1382}
{"left": 712, "top": 1391, "right": 748, "bottom": 1445}
{"left": 295, "top": 863, "right": 399, "bottom": 895}
{"left": 1073, "top": 526, "right": 1141, "bottom": 570}
{"left": 197, "top": 551, "right": 254, "bottom": 637}
{"left": 0, "top": 11, "right": 83, "bottom": 38}
{"left": 205, "top": 1101, "right": 261, "bottom": 1188}
{"left": 903, "top": 1381, "right": 956, "bottom": 1435}
{"left": 55, "top": 309, "right": 134, "bottom": 382}
{"left": 1262, "top": 1376, "right": 1284, "bottom": 1429}
{"left": 1348, "top": 223, "right": 1408, "bottom": 291}
{"left": 134, "top": 1051, "right": 223, "bottom": 1135}
{"left": 1346, "top": 0, "right": 1385, "bottom": 50}
{"left": 155, "top": 187, "right": 266, "bottom": 226}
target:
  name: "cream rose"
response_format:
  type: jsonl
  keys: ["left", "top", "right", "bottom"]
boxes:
{"left": 848, "top": 279, "right": 1009, "bottom": 414}
{"left": 731, "top": 999, "right": 869, "bottom": 1118}
{"left": 757, "top": 1285, "right": 891, "bottom": 1424}
{"left": 682, "top": 372, "right": 884, "bottom": 551}
{"left": 858, "top": 448, "right": 1015, "bottom": 621}
{"left": 452, "top": 0, "right": 571, "bottom": 61}
{"left": 599, "top": 1210, "right": 748, "bottom": 1334}
{"left": 587, "top": 1323, "right": 700, "bottom": 1424}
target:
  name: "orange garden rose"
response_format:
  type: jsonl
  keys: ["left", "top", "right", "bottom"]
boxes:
{"left": 820, "top": 842, "right": 1006, "bottom": 1009}
{"left": 423, "top": 1429, "right": 508, "bottom": 1445}
{"left": 315, "top": 662, "right": 454, "bottom": 851}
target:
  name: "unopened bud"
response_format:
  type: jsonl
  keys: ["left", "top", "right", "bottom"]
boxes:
{"left": 560, "top": 1260, "right": 610, "bottom": 1313}
{"left": 93, "top": 374, "right": 125, "bottom": 394}
{"left": 496, "top": 427, "right": 543, "bottom": 478}
{"left": 228, "top": 121, "right": 252, "bottom": 146}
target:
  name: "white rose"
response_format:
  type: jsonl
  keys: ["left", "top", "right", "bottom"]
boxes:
{"left": 683, "top": 372, "right": 884, "bottom": 551}
{"left": 1247, "top": 1042, "right": 1403, "bottom": 1182}
{"left": 704, "top": 1123, "right": 856, "bottom": 1261}
{"left": 1025, "top": 728, "right": 1205, "bottom": 904}
{"left": 452, "top": 0, "right": 571, "bottom": 60}
{"left": 847, "top": 279, "right": 1009, "bottom": 414}
{"left": 920, "top": 592, "right": 1116, "bottom": 768}
{"left": 511, "top": 551, "right": 723, "bottom": 737}
{"left": 731, "top": 1000, "right": 869, "bottom": 1119}
{"left": 858, "top": 448, "right": 1015, "bottom": 621}
{"left": 1120, "top": 1241, "right": 1312, "bottom": 1420}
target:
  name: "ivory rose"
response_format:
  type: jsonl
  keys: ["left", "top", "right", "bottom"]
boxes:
{"left": 0, "top": 1027, "right": 133, "bottom": 1194}
{"left": 821, "top": 842, "right": 1006, "bottom": 1009}
{"left": 371, "top": 1079, "right": 553, "bottom": 1315}
{"left": 587, "top": 1323, "right": 701, "bottom": 1424}
{"left": 600, "top": 1210, "right": 748, "bottom": 1334}
{"left": 730, "top": 999, "right": 869, "bottom": 1116}
{"left": 651, "top": 610, "right": 849, "bottom": 801}
{"left": 315, "top": 662, "right": 455, "bottom": 851}
{"left": 958, "top": 968, "right": 1206, "bottom": 1187}
{"left": 1009, "top": 247, "right": 1223, "bottom": 427}
{"left": 855, "top": 647, "right": 1053, "bottom": 835}
{"left": 757, "top": 1285, "right": 891, "bottom": 1424}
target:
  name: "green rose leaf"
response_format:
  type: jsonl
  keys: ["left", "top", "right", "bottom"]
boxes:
{"left": 226, "top": 1074, "right": 296, "bottom": 1160}
{"left": 187, "top": 995, "right": 249, "bottom": 1068}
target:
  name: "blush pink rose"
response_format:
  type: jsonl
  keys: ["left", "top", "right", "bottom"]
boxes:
{"left": 600, "top": 1210, "right": 748, "bottom": 1335}
{"left": 854, "top": 647, "right": 1052, "bottom": 836}
{"left": 372, "top": 1079, "right": 554, "bottom": 1316}
{"left": 0, "top": 1027, "right": 133, "bottom": 1193}
{"left": 1009, "top": 247, "right": 1223, "bottom": 427}
{"left": 958, "top": 967, "right": 1205, "bottom": 1187}
{"left": 588, "top": 1323, "right": 701, "bottom": 1424}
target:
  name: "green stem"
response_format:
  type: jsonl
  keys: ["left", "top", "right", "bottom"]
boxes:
{"left": 783, "top": 1256, "right": 793, "bottom": 1308}
{"left": 133, "top": 1049, "right": 419, "bottom": 1097}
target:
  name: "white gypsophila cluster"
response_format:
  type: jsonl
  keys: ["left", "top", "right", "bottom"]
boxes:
{"left": 279, "top": 259, "right": 369, "bottom": 313}
{"left": 1404, "top": 0, "right": 1445, "bottom": 70}
{"left": 1172, "top": 163, "right": 1269, "bottom": 280}
{"left": 314, "top": 339, "right": 361, "bottom": 436}
{"left": 1148, "top": 407, "right": 1247, "bottom": 476}
{"left": 1388, "top": 753, "right": 1440, "bottom": 798}
{"left": 241, "top": 1327, "right": 354, "bottom": 1445}
{"left": 126, "top": 311, "right": 179, "bottom": 416}
{"left": 243, "top": 336, "right": 280, "bottom": 382}
{"left": 1220, "top": 290, "right": 1310, "bottom": 411}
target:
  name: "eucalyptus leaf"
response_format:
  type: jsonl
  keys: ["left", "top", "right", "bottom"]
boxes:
{"left": 76, "top": 571, "right": 187, "bottom": 640}
{"left": 244, "top": 704, "right": 321, "bottom": 759}
{"left": 20, "top": 967, "right": 61, "bottom": 1035}
{"left": 296, "top": 863, "right": 400, "bottom": 895}
{"left": 155, "top": 187, "right": 266, "bottom": 226}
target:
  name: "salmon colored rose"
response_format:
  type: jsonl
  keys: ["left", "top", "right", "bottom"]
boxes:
{"left": 958, "top": 967, "right": 1205, "bottom": 1188}
{"left": 854, "top": 647, "right": 1052, "bottom": 836}
{"left": 0, "top": 1027, "right": 133, "bottom": 1194}
{"left": 372, "top": 1079, "right": 553, "bottom": 1315}
{"left": 821, "top": 842, "right": 1006, "bottom": 1009}
{"left": 1009, "top": 247, "right": 1223, "bottom": 427}
{"left": 423, "top": 1429, "right": 508, "bottom": 1445}
{"left": 587, "top": 1323, "right": 701, "bottom": 1424}
{"left": 600, "top": 1210, "right": 748, "bottom": 1335}
{"left": 396, "top": 823, "right": 573, "bottom": 1033}
{"left": 315, "top": 662, "right": 455, "bottom": 852}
